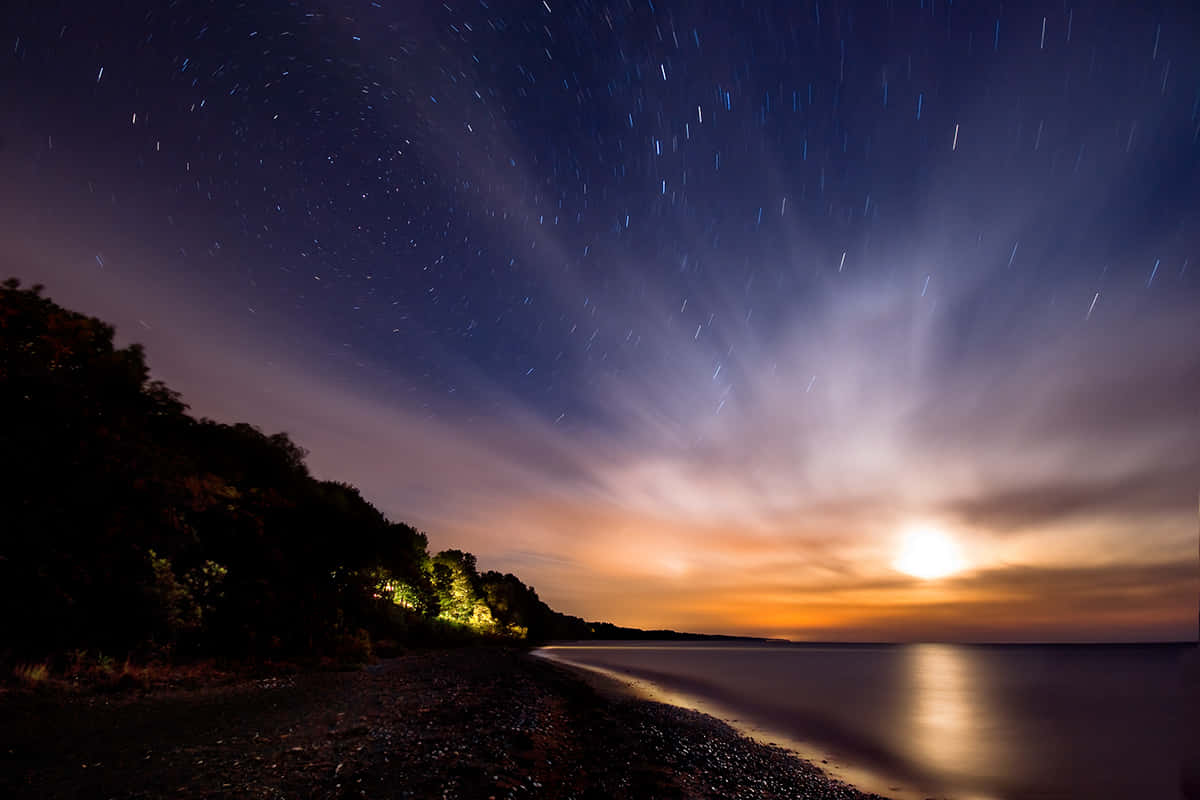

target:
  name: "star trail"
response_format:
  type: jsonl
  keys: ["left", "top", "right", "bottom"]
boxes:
{"left": 4, "top": 0, "right": 1199, "bottom": 640}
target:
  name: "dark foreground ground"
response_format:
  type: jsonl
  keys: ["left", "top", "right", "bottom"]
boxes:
{"left": 0, "top": 648, "right": 884, "bottom": 799}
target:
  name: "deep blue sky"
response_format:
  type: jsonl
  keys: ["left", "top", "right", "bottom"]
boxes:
{"left": 4, "top": 0, "right": 1199, "bottom": 639}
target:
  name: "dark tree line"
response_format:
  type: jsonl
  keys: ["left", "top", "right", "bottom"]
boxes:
{"left": 0, "top": 279, "right": 607, "bottom": 663}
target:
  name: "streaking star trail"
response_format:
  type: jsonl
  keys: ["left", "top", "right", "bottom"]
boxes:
{"left": 2, "top": 0, "right": 1198, "bottom": 641}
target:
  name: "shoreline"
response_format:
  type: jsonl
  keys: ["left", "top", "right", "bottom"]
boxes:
{"left": 532, "top": 649, "right": 908, "bottom": 800}
{"left": 1, "top": 647, "right": 888, "bottom": 799}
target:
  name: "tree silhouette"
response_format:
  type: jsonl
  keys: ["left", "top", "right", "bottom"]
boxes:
{"left": 1, "top": 278, "right": 657, "bottom": 665}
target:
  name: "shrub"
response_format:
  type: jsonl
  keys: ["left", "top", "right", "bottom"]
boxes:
{"left": 332, "top": 628, "right": 372, "bottom": 665}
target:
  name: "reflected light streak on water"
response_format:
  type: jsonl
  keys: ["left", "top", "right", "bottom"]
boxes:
{"left": 907, "top": 645, "right": 977, "bottom": 774}
{"left": 538, "top": 641, "right": 1188, "bottom": 800}
{"left": 902, "top": 645, "right": 1008, "bottom": 797}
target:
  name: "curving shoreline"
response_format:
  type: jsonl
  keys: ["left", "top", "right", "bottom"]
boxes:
{"left": 1, "top": 647, "right": 886, "bottom": 799}
{"left": 533, "top": 649, "right": 907, "bottom": 800}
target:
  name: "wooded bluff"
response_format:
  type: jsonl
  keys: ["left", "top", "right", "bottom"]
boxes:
{"left": 0, "top": 279, "right": 748, "bottom": 669}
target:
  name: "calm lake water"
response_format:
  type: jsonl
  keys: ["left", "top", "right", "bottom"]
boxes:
{"left": 537, "top": 641, "right": 1194, "bottom": 800}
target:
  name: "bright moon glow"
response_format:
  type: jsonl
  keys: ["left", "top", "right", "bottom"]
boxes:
{"left": 894, "top": 526, "right": 965, "bottom": 580}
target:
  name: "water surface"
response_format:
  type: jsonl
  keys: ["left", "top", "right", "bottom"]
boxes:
{"left": 537, "top": 641, "right": 1191, "bottom": 800}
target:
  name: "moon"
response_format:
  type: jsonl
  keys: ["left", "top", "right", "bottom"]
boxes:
{"left": 894, "top": 526, "right": 965, "bottom": 580}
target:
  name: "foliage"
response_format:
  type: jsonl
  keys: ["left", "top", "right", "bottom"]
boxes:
{"left": 429, "top": 550, "right": 499, "bottom": 632}
{"left": 147, "top": 549, "right": 227, "bottom": 640}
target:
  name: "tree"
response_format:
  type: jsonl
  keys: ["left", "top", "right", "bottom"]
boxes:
{"left": 429, "top": 550, "right": 497, "bottom": 631}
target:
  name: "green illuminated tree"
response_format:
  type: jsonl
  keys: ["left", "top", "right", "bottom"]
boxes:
{"left": 430, "top": 550, "right": 497, "bottom": 632}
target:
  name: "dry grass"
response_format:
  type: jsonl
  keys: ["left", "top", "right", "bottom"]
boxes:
{"left": 3, "top": 651, "right": 243, "bottom": 695}
{"left": 11, "top": 662, "right": 50, "bottom": 687}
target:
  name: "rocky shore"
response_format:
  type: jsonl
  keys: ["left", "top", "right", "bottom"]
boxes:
{"left": 0, "top": 648, "right": 886, "bottom": 799}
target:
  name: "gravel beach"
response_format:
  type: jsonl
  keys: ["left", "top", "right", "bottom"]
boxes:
{"left": 0, "top": 648, "right": 887, "bottom": 799}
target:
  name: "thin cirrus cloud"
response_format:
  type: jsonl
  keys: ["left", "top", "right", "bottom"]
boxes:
{"left": 6, "top": 61, "right": 1198, "bottom": 641}
{"left": 376, "top": 274, "right": 1196, "bottom": 641}
{"left": 13, "top": 218, "right": 1198, "bottom": 642}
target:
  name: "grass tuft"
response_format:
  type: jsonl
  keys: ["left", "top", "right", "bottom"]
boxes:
{"left": 12, "top": 662, "right": 50, "bottom": 686}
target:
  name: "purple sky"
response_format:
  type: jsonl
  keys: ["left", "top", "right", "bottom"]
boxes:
{"left": 4, "top": 0, "right": 1198, "bottom": 640}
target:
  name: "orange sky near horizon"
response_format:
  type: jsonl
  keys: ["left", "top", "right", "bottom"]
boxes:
{"left": 12, "top": 233, "right": 1200, "bottom": 644}
{"left": 5, "top": 0, "right": 1200, "bottom": 647}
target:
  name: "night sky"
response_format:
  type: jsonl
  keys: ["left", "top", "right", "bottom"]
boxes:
{"left": 5, "top": 0, "right": 1199, "bottom": 641}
